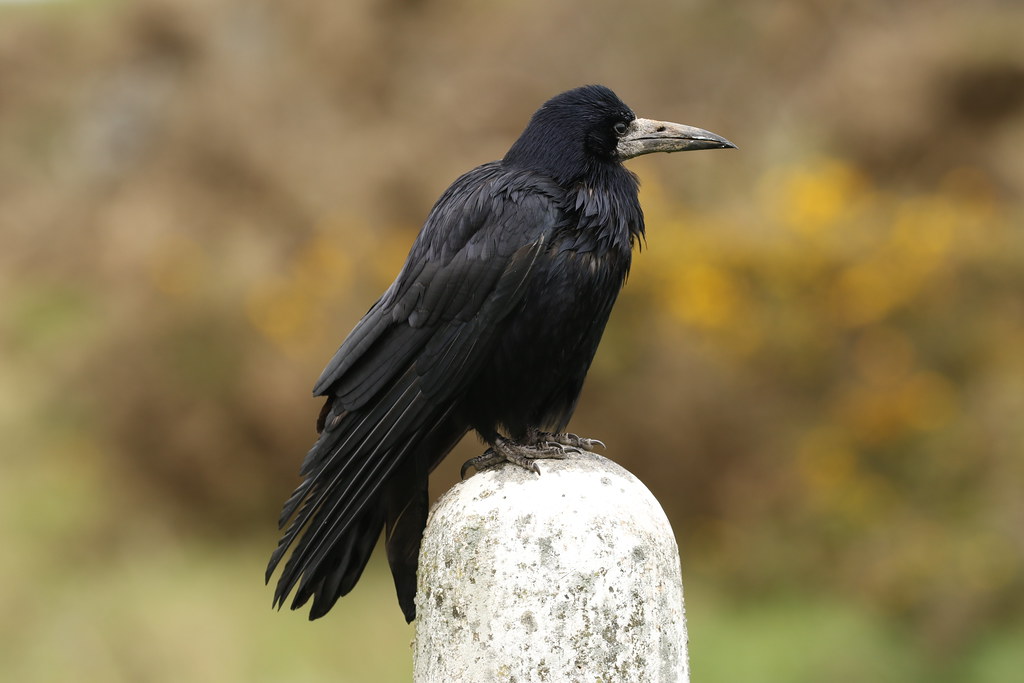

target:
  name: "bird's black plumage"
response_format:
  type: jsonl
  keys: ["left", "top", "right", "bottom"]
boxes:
{"left": 266, "top": 85, "right": 734, "bottom": 622}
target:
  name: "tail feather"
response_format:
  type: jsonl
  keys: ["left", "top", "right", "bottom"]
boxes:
{"left": 285, "top": 384, "right": 429, "bottom": 591}
{"left": 384, "top": 418, "right": 467, "bottom": 621}
{"left": 289, "top": 435, "right": 413, "bottom": 601}
{"left": 268, "top": 375, "right": 421, "bottom": 591}
{"left": 267, "top": 365, "right": 464, "bottom": 620}
{"left": 385, "top": 490, "right": 427, "bottom": 621}
{"left": 301, "top": 507, "right": 385, "bottom": 619}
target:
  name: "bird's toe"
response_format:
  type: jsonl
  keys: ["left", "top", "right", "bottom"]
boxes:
{"left": 538, "top": 431, "right": 605, "bottom": 452}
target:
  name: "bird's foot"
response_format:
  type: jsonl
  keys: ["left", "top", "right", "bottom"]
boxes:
{"left": 460, "top": 433, "right": 606, "bottom": 478}
{"left": 535, "top": 431, "right": 606, "bottom": 453}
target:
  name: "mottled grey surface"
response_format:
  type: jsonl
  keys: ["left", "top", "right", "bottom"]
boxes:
{"left": 414, "top": 452, "right": 689, "bottom": 682}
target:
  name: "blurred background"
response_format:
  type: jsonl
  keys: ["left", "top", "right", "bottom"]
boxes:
{"left": 2, "top": 0, "right": 1023, "bottom": 680}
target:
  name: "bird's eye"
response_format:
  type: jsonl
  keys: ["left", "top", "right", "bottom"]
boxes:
{"left": 614, "top": 121, "right": 629, "bottom": 136}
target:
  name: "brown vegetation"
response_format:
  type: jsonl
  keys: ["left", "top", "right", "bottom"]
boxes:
{"left": 3, "top": 0, "right": 1023, "bottom": 680}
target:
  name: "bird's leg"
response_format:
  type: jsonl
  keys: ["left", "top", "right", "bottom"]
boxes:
{"left": 460, "top": 430, "right": 606, "bottom": 478}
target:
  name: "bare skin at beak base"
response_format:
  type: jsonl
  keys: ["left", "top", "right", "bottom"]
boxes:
{"left": 617, "top": 118, "right": 736, "bottom": 161}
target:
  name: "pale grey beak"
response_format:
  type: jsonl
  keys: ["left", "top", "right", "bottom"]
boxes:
{"left": 616, "top": 118, "right": 736, "bottom": 161}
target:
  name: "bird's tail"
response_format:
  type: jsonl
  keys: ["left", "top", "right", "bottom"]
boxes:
{"left": 266, "top": 371, "right": 464, "bottom": 622}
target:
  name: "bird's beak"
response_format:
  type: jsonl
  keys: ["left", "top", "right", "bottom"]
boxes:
{"left": 616, "top": 118, "right": 736, "bottom": 161}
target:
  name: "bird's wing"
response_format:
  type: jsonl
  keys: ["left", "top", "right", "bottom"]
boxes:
{"left": 311, "top": 165, "right": 553, "bottom": 406}
{"left": 267, "top": 168, "right": 561, "bottom": 617}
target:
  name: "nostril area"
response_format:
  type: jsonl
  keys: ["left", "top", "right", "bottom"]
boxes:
{"left": 655, "top": 125, "right": 666, "bottom": 132}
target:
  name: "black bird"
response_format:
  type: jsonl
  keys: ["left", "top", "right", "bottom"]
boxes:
{"left": 267, "top": 85, "right": 734, "bottom": 622}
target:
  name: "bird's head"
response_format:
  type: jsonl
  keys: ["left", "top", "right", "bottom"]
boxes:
{"left": 503, "top": 85, "right": 734, "bottom": 184}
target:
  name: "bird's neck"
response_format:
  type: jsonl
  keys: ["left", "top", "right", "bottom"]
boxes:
{"left": 569, "top": 164, "right": 646, "bottom": 252}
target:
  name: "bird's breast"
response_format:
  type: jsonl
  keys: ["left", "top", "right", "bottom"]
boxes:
{"left": 459, "top": 239, "right": 631, "bottom": 439}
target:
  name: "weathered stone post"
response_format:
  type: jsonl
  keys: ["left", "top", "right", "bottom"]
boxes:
{"left": 413, "top": 451, "right": 689, "bottom": 682}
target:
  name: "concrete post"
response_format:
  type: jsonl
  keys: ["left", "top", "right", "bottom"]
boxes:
{"left": 413, "top": 451, "right": 689, "bottom": 682}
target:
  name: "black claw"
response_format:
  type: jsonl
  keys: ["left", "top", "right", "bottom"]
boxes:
{"left": 461, "top": 448, "right": 501, "bottom": 479}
